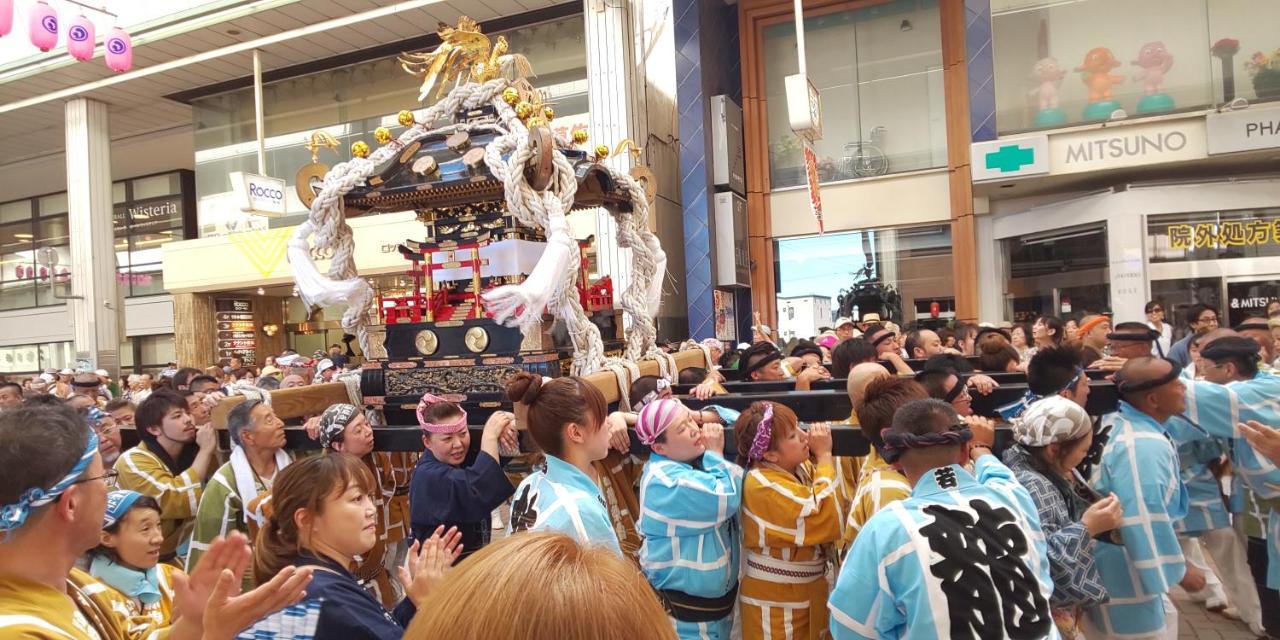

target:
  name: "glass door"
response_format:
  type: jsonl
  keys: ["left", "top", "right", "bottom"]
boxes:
{"left": 1149, "top": 277, "right": 1225, "bottom": 344}
{"left": 1225, "top": 276, "right": 1280, "bottom": 327}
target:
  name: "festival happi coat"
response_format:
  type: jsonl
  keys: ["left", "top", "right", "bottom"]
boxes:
{"left": 1177, "top": 373, "right": 1280, "bottom": 587}
{"left": 113, "top": 441, "right": 203, "bottom": 564}
{"left": 507, "top": 453, "right": 623, "bottom": 556}
{"left": 830, "top": 456, "right": 1056, "bottom": 640}
{"left": 1087, "top": 401, "right": 1188, "bottom": 638}
{"left": 637, "top": 449, "right": 744, "bottom": 640}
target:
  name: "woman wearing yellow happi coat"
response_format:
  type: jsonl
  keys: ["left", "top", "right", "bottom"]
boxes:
{"left": 734, "top": 402, "right": 842, "bottom": 640}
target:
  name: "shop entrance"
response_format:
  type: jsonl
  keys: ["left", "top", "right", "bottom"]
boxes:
{"left": 1149, "top": 275, "right": 1280, "bottom": 340}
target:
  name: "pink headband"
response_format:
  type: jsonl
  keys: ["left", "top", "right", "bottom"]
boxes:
{"left": 416, "top": 393, "right": 467, "bottom": 434}
{"left": 636, "top": 398, "right": 684, "bottom": 446}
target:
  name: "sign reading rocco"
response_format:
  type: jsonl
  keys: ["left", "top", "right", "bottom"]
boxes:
{"left": 229, "top": 171, "right": 288, "bottom": 216}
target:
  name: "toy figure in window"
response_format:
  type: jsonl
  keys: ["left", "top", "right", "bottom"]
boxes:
{"left": 1075, "top": 47, "right": 1124, "bottom": 121}
{"left": 1132, "top": 41, "right": 1175, "bottom": 114}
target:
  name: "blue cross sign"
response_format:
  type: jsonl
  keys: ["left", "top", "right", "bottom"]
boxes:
{"left": 985, "top": 144, "right": 1036, "bottom": 173}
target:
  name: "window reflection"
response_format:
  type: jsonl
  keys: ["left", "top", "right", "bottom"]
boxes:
{"left": 763, "top": 3, "right": 945, "bottom": 189}
{"left": 774, "top": 224, "right": 954, "bottom": 338}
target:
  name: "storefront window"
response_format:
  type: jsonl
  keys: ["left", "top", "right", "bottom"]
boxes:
{"left": 1002, "top": 223, "right": 1110, "bottom": 322}
{"left": 763, "top": 3, "right": 946, "bottom": 189}
{"left": 992, "top": 0, "right": 1280, "bottom": 134}
{"left": 0, "top": 340, "right": 72, "bottom": 376}
{"left": 774, "top": 224, "right": 954, "bottom": 338}
{"left": 192, "top": 15, "right": 589, "bottom": 237}
{"left": 0, "top": 171, "right": 190, "bottom": 309}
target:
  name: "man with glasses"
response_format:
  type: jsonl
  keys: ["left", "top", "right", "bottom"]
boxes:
{"left": 0, "top": 402, "right": 313, "bottom": 639}
{"left": 1168, "top": 303, "right": 1219, "bottom": 368}
{"left": 85, "top": 407, "right": 124, "bottom": 472}
{"left": 1146, "top": 301, "right": 1172, "bottom": 356}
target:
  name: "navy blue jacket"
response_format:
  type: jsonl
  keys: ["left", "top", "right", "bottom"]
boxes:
{"left": 409, "top": 449, "right": 515, "bottom": 560}
{"left": 294, "top": 553, "right": 415, "bottom": 639}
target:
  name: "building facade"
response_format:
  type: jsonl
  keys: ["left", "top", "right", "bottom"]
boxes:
{"left": 2, "top": 0, "right": 1279, "bottom": 374}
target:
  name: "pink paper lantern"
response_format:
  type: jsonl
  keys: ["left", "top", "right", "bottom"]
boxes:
{"left": 27, "top": 1, "right": 56, "bottom": 52}
{"left": 104, "top": 26, "right": 131, "bottom": 72}
{"left": 66, "top": 14, "right": 94, "bottom": 61}
{"left": 0, "top": 0, "right": 14, "bottom": 38}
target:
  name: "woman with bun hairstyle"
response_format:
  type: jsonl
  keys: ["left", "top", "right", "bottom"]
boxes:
{"left": 253, "top": 453, "right": 460, "bottom": 639}
{"left": 504, "top": 372, "right": 621, "bottom": 555}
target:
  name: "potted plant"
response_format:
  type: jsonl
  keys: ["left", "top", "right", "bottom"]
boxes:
{"left": 1245, "top": 48, "right": 1280, "bottom": 100}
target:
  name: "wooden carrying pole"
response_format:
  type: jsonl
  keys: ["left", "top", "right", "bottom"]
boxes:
{"left": 211, "top": 349, "right": 711, "bottom": 428}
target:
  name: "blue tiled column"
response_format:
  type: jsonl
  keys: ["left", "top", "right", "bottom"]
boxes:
{"left": 675, "top": 0, "right": 741, "bottom": 341}
{"left": 966, "top": 0, "right": 996, "bottom": 142}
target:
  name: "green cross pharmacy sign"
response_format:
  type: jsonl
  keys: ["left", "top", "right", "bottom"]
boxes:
{"left": 970, "top": 135, "right": 1049, "bottom": 182}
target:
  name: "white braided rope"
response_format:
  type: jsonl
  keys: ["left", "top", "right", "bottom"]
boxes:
{"left": 600, "top": 357, "right": 640, "bottom": 412}
{"left": 289, "top": 77, "right": 662, "bottom": 378}
{"left": 291, "top": 80, "right": 508, "bottom": 356}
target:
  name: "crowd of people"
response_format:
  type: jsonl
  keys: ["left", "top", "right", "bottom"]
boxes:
{"left": 8, "top": 303, "right": 1280, "bottom": 639}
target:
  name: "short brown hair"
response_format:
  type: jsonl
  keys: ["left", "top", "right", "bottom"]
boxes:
{"left": 855, "top": 377, "right": 928, "bottom": 449}
{"left": 405, "top": 532, "right": 676, "bottom": 640}
{"left": 732, "top": 401, "right": 800, "bottom": 467}
{"left": 977, "top": 336, "right": 1020, "bottom": 372}
{"left": 506, "top": 373, "right": 606, "bottom": 458}
{"left": 253, "top": 453, "right": 376, "bottom": 582}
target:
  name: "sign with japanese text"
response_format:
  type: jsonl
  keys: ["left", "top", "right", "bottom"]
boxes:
{"left": 214, "top": 298, "right": 256, "bottom": 365}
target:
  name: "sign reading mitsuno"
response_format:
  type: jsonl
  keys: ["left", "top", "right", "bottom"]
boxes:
{"left": 1147, "top": 208, "right": 1280, "bottom": 264}
{"left": 1207, "top": 104, "right": 1280, "bottom": 155}
{"left": 214, "top": 298, "right": 257, "bottom": 365}
{"left": 970, "top": 135, "right": 1049, "bottom": 181}
{"left": 229, "top": 171, "right": 288, "bottom": 217}
{"left": 1050, "top": 120, "right": 1207, "bottom": 175}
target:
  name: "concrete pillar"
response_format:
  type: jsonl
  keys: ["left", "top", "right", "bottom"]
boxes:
{"left": 584, "top": 0, "right": 637, "bottom": 298}
{"left": 64, "top": 98, "right": 123, "bottom": 375}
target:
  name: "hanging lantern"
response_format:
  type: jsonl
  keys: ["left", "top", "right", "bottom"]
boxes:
{"left": 0, "top": 0, "right": 14, "bottom": 38}
{"left": 104, "top": 26, "right": 131, "bottom": 72}
{"left": 66, "top": 14, "right": 94, "bottom": 61}
{"left": 28, "top": 1, "right": 57, "bottom": 52}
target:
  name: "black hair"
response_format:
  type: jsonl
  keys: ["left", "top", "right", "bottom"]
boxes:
{"left": 1185, "top": 303, "right": 1218, "bottom": 326}
{"left": 1027, "top": 345, "right": 1084, "bottom": 396}
{"left": 678, "top": 367, "right": 708, "bottom": 385}
{"left": 1144, "top": 300, "right": 1163, "bottom": 314}
{"left": 789, "top": 339, "right": 823, "bottom": 361}
{"left": 903, "top": 330, "right": 926, "bottom": 359}
{"left": 0, "top": 381, "right": 22, "bottom": 395}
{"left": 923, "top": 353, "right": 974, "bottom": 374}
{"left": 629, "top": 376, "right": 665, "bottom": 406}
{"left": 171, "top": 367, "right": 203, "bottom": 390}
{"left": 1201, "top": 336, "right": 1261, "bottom": 379}
{"left": 914, "top": 370, "right": 961, "bottom": 402}
{"left": 134, "top": 390, "right": 196, "bottom": 474}
{"left": 187, "top": 375, "right": 221, "bottom": 393}
{"left": 830, "top": 338, "right": 876, "bottom": 378}
{"left": 23, "top": 394, "right": 65, "bottom": 407}
{"left": 1035, "top": 316, "right": 1066, "bottom": 346}
{"left": 91, "top": 495, "right": 162, "bottom": 563}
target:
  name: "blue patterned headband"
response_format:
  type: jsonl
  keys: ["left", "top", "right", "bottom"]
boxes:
{"left": 0, "top": 428, "right": 98, "bottom": 541}
{"left": 998, "top": 368, "right": 1084, "bottom": 421}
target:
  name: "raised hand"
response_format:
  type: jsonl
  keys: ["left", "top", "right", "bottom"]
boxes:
{"left": 400, "top": 525, "right": 464, "bottom": 607}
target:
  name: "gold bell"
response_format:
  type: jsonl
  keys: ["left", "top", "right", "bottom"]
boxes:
{"left": 502, "top": 87, "right": 520, "bottom": 105}
{"left": 397, "top": 110, "right": 416, "bottom": 127}
{"left": 595, "top": 144, "right": 610, "bottom": 159}
{"left": 572, "top": 129, "right": 589, "bottom": 145}
{"left": 516, "top": 101, "right": 535, "bottom": 120}
{"left": 374, "top": 127, "right": 392, "bottom": 145}
{"left": 542, "top": 105, "right": 555, "bottom": 120}
{"left": 351, "top": 141, "right": 371, "bottom": 158}
{"left": 526, "top": 116, "right": 546, "bottom": 128}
